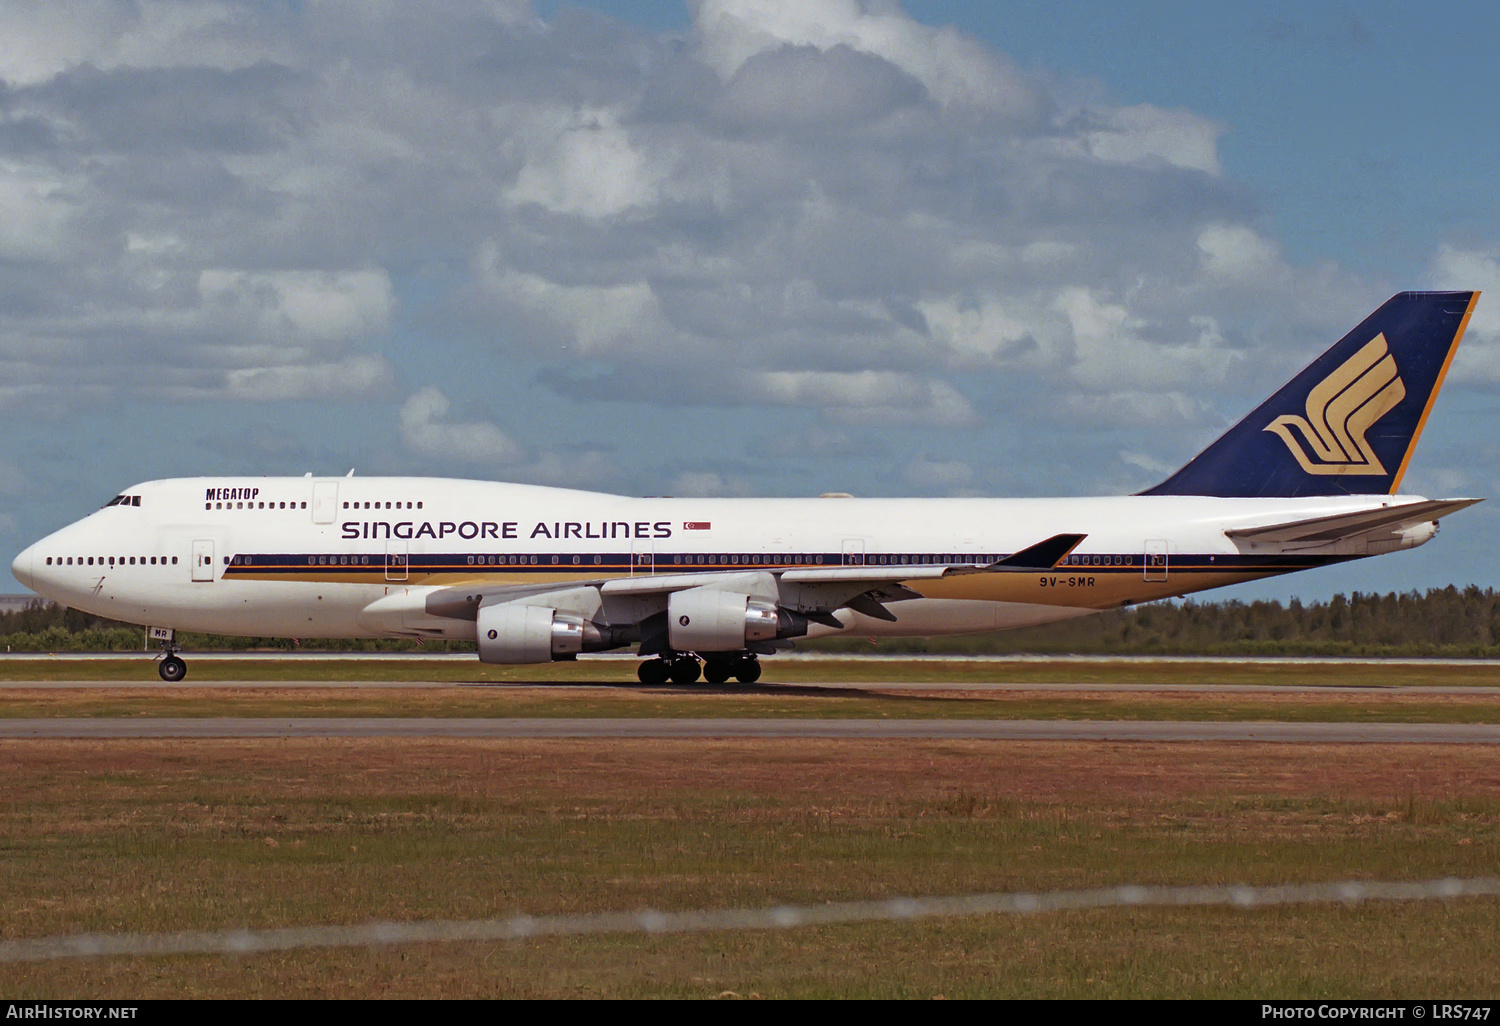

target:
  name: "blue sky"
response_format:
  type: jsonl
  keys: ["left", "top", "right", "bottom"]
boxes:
{"left": 3, "top": 0, "right": 1499, "bottom": 604}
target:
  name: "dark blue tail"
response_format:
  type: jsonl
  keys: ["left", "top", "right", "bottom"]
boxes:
{"left": 1144, "top": 291, "right": 1479, "bottom": 498}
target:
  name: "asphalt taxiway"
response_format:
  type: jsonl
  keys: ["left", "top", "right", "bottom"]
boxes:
{"left": 2, "top": 717, "right": 1497, "bottom": 743}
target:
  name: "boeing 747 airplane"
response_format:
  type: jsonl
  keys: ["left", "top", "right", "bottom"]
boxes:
{"left": 10, "top": 291, "right": 1482, "bottom": 684}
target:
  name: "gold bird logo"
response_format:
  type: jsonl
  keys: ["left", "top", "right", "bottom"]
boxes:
{"left": 1264, "top": 334, "right": 1405, "bottom": 475}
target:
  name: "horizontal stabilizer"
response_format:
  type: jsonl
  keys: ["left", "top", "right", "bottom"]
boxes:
{"left": 1224, "top": 498, "right": 1481, "bottom": 545}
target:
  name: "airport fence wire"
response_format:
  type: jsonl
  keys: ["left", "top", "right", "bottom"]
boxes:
{"left": 3, "top": 876, "right": 1499, "bottom": 963}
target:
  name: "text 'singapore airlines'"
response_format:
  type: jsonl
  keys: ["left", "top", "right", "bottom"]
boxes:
{"left": 11, "top": 292, "right": 1482, "bottom": 685}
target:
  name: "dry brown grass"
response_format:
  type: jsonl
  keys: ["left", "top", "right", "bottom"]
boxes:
{"left": 2, "top": 736, "right": 1499, "bottom": 997}
{"left": 2, "top": 658, "right": 1497, "bottom": 997}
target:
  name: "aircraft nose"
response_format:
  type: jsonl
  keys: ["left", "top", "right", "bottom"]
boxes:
{"left": 11, "top": 544, "right": 35, "bottom": 592}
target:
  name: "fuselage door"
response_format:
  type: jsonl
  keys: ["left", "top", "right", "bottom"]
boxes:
{"left": 192, "top": 539, "right": 215, "bottom": 583}
{"left": 631, "top": 534, "right": 653, "bottom": 576}
{"left": 842, "top": 539, "right": 866, "bottom": 566}
{"left": 1144, "top": 539, "right": 1169, "bottom": 582}
{"left": 312, "top": 482, "right": 339, "bottom": 525}
{"left": 386, "top": 538, "right": 409, "bottom": 582}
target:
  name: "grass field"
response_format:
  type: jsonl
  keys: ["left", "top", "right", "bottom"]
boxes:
{"left": 3, "top": 685, "right": 1500, "bottom": 723}
{"left": 1, "top": 657, "right": 1497, "bottom": 998}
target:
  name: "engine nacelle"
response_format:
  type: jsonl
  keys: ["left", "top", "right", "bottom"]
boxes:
{"left": 667, "top": 588, "right": 779, "bottom": 653}
{"left": 477, "top": 602, "right": 585, "bottom": 663}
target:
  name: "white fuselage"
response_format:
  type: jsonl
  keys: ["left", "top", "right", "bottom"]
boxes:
{"left": 10, "top": 476, "right": 1437, "bottom": 645}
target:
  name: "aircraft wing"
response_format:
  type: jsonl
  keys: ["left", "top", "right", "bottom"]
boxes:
{"left": 412, "top": 532, "right": 1087, "bottom": 629}
{"left": 1223, "top": 498, "right": 1480, "bottom": 545}
{"left": 592, "top": 533, "right": 1087, "bottom": 593}
{"left": 609, "top": 532, "right": 1086, "bottom": 625}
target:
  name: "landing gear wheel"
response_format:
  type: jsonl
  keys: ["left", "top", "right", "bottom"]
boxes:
{"left": 669, "top": 656, "right": 702, "bottom": 685}
{"left": 158, "top": 655, "right": 187, "bottom": 683}
{"left": 734, "top": 657, "right": 761, "bottom": 685}
{"left": 702, "top": 659, "right": 733, "bottom": 685}
{"left": 637, "top": 659, "right": 669, "bottom": 685}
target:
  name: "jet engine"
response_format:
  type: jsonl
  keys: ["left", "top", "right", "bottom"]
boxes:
{"left": 477, "top": 602, "right": 585, "bottom": 663}
{"left": 667, "top": 587, "right": 779, "bottom": 653}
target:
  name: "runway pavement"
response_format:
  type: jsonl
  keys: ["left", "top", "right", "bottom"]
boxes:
{"left": 5, "top": 680, "right": 1500, "bottom": 694}
{"left": 3, "top": 717, "right": 1498, "bottom": 742}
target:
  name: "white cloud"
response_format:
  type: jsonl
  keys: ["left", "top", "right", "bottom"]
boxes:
{"left": 507, "top": 108, "right": 665, "bottom": 217}
{"left": 0, "top": 0, "right": 1378, "bottom": 464}
{"left": 1426, "top": 245, "right": 1500, "bottom": 383}
{"left": 1198, "top": 224, "right": 1284, "bottom": 283}
{"left": 1061, "top": 390, "right": 1217, "bottom": 428}
{"left": 918, "top": 293, "right": 1039, "bottom": 365}
{"left": 0, "top": 168, "right": 83, "bottom": 262}
{"left": 398, "top": 387, "right": 527, "bottom": 467}
{"left": 1055, "top": 287, "right": 1242, "bottom": 392}
{"left": 746, "top": 371, "right": 978, "bottom": 428}
{"left": 198, "top": 269, "right": 396, "bottom": 344}
{"left": 475, "top": 245, "right": 672, "bottom": 355}
{"left": 225, "top": 353, "right": 394, "bottom": 401}
{"left": 1427, "top": 245, "right": 1500, "bottom": 337}
{"left": 1084, "top": 104, "right": 1223, "bottom": 175}
{"left": 670, "top": 470, "right": 753, "bottom": 497}
{"left": 1119, "top": 450, "right": 1177, "bottom": 477}
{"left": 691, "top": 0, "right": 1040, "bottom": 117}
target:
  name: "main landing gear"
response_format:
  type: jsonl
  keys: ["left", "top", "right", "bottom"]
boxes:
{"left": 636, "top": 653, "right": 761, "bottom": 686}
{"left": 153, "top": 630, "right": 187, "bottom": 682}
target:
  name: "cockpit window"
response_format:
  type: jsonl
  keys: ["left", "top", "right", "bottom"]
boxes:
{"left": 102, "top": 494, "right": 142, "bottom": 508}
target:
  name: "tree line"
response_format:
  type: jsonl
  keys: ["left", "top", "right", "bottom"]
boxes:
{"left": 5, "top": 586, "right": 1500, "bottom": 657}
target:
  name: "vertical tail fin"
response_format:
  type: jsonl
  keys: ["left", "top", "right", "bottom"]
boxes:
{"left": 1143, "top": 291, "right": 1479, "bottom": 497}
